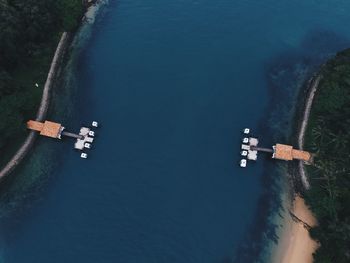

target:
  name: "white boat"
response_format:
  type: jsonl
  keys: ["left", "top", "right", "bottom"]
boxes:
{"left": 81, "top": 153, "right": 88, "bottom": 159}
{"left": 241, "top": 150, "right": 248, "bottom": 156}
{"left": 89, "top": 130, "right": 95, "bottom": 137}
{"left": 84, "top": 143, "right": 91, "bottom": 149}
{"left": 86, "top": 137, "right": 94, "bottom": 143}
{"left": 243, "top": 128, "right": 250, "bottom": 134}
{"left": 241, "top": 144, "right": 250, "bottom": 150}
{"left": 240, "top": 159, "right": 247, "bottom": 167}
{"left": 92, "top": 121, "right": 98, "bottom": 128}
{"left": 242, "top": 137, "right": 249, "bottom": 144}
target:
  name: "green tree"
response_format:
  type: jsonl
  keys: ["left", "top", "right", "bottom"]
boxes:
{"left": 58, "top": 0, "right": 83, "bottom": 31}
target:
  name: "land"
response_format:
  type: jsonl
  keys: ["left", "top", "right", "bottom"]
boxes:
{"left": 303, "top": 49, "right": 350, "bottom": 263}
{"left": 273, "top": 73, "right": 320, "bottom": 263}
{"left": 275, "top": 48, "right": 350, "bottom": 263}
{"left": 0, "top": 32, "right": 69, "bottom": 180}
{"left": 0, "top": 0, "right": 87, "bottom": 179}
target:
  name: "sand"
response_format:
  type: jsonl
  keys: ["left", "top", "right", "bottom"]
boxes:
{"left": 273, "top": 196, "right": 319, "bottom": 263}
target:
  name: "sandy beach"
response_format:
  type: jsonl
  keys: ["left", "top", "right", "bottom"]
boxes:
{"left": 273, "top": 196, "right": 319, "bottom": 263}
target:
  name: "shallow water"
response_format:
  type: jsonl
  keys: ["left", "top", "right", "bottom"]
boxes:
{"left": 1, "top": 1, "right": 350, "bottom": 262}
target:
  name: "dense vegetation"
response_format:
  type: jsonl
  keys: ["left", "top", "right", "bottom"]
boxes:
{"left": 0, "top": 0, "right": 83, "bottom": 150}
{"left": 304, "top": 49, "right": 350, "bottom": 263}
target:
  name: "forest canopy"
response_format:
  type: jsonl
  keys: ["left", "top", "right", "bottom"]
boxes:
{"left": 0, "top": 0, "right": 83, "bottom": 149}
{"left": 304, "top": 48, "right": 350, "bottom": 263}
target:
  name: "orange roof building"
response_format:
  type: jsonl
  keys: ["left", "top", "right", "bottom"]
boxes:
{"left": 27, "top": 120, "right": 64, "bottom": 139}
{"left": 273, "top": 143, "right": 311, "bottom": 162}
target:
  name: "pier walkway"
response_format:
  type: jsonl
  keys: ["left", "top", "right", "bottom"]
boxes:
{"left": 250, "top": 147, "right": 273, "bottom": 153}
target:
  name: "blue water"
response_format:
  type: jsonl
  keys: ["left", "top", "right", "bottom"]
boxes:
{"left": 2, "top": 0, "right": 350, "bottom": 262}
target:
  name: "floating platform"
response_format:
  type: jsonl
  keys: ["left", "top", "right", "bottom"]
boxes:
{"left": 75, "top": 127, "right": 94, "bottom": 150}
{"left": 249, "top": 137, "right": 258, "bottom": 146}
{"left": 241, "top": 137, "right": 259, "bottom": 161}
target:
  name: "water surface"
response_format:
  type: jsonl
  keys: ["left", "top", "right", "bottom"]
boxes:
{"left": 1, "top": 0, "right": 350, "bottom": 262}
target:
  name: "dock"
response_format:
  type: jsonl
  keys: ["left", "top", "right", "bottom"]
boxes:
{"left": 27, "top": 120, "right": 65, "bottom": 139}
{"left": 27, "top": 120, "right": 99, "bottom": 159}
{"left": 239, "top": 128, "right": 312, "bottom": 168}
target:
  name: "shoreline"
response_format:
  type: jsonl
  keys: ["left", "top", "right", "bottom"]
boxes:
{"left": 0, "top": 32, "right": 70, "bottom": 182}
{"left": 273, "top": 74, "right": 321, "bottom": 263}
{"left": 273, "top": 195, "right": 318, "bottom": 263}
{"left": 0, "top": 0, "right": 107, "bottom": 182}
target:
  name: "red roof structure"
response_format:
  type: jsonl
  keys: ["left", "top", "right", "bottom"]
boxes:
{"left": 27, "top": 120, "right": 63, "bottom": 139}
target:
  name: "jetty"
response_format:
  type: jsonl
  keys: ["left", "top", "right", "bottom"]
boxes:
{"left": 239, "top": 128, "right": 312, "bottom": 167}
{"left": 27, "top": 120, "right": 99, "bottom": 159}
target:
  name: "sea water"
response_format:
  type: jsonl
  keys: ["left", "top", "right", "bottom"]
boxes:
{"left": 1, "top": 0, "right": 350, "bottom": 262}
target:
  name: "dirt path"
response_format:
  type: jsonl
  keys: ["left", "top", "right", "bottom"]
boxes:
{"left": 0, "top": 32, "right": 69, "bottom": 181}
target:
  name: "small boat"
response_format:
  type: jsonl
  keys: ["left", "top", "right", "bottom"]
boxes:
{"left": 89, "top": 130, "right": 95, "bottom": 137}
{"left": 241, "top": 150, "right": 248, "bottom": 157}
{"left": 241, "top": 144, "right": 250, "bottom": 150}
{"left": 243, "top": 128, "right": 250, "bottom": 134}
{"left": 92, "top": 121, "right": 99, "bottom": 128}
{"left": 81, "top": 153, "right": 88, "bottom": 159}
{"left": 240, "top": 159, "right": 247, "bottom": 167}
{"left": 84, "top": 143, "right": 91, "bottom": 149}
{"left": 242, "top": 137, "right": 249, "bottom": 144}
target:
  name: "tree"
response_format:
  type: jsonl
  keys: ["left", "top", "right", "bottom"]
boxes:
{"left": 57, "top": 0, "right": 83, "bottom": 31}
{"left": 0, "top": 95, "right": 24, "bottom": 147}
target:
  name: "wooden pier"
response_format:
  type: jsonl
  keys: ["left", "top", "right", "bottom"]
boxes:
{"left": 240, "top": 128, "right": 313, "bottom": 167}
{"left": 27, "top": 120, "right": 65, "bottom": 139}
{"left": 272, "top": 144, "right": 311, "bottom": 162}
{"left": 27, "top": 120, "right": 96, "bottom": 153}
